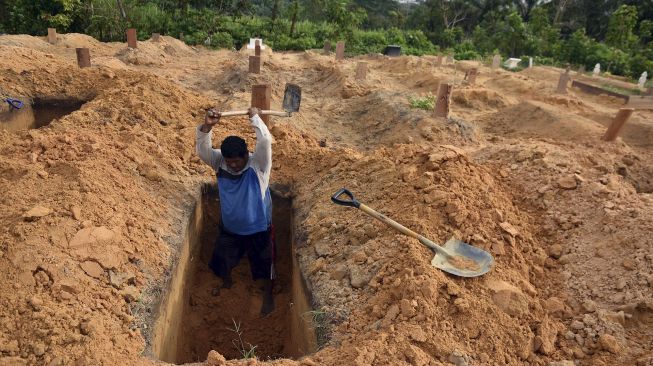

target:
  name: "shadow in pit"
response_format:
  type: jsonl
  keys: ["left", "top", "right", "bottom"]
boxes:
{"left": 0, "top": 97, "right": 85, "bottom": 132}
{"left": 150, "top": 183, "right": 318, "bottom": 364}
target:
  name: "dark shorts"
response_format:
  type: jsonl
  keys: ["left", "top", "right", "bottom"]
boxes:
{"left": 209, "top": 226, "right": 276, "bottom": 281}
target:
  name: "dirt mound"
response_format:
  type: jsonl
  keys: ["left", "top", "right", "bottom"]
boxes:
{"left": 57, "top": 33, "right": 113, "bottom": 52}
{"left": 0, "top": 34, "right": 51, "bottom": 49}
{"left": 375, "top": 55, "right": 423, "bottom": 74}
{"left": 453, "top": 87, "right": 514, "bottom": 110}
{"left": 479, "top": 100, "right": 605, "bottom": 142}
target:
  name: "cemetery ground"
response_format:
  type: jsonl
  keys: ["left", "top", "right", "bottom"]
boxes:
{"left": 0, "top": 33, "right": 652, "bottom": 366}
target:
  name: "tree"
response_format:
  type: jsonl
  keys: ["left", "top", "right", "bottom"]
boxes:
{"left": 605, "top": 5, "right": 639, "bottom": 51}
{"left": 528, "top": 6, "right": 559, "bottom": 56}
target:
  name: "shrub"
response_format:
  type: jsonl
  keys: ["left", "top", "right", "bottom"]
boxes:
{"left": 210, "top": 32, "right": 234, "bottom": 49}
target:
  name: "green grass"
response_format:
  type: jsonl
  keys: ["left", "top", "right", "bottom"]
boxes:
{"left": 600, "top": 83, "right": 642, "bottom": 96}
{"left": 408, "top": 93, "right": 436, "bottom": 110}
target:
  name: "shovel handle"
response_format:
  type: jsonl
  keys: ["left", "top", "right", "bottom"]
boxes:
{"left": 216, "top": 110, "right": 292, "bottom": 117}
{"left": 330, "top": 188, "right": 444, "bottom": 253}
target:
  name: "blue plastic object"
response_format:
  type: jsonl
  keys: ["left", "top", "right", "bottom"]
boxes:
{"left": 4, "top": 98, "right": 24, "bottom": 110}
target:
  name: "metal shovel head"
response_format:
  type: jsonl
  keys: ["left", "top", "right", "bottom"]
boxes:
{"left": 430, "top": 238, "right": 494, "bottom": 278}
{"left": 282, "top": 83, "right": 301, "bottom": 113}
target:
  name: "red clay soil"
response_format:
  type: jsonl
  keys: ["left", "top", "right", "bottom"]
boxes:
{"left": 0, "top": 34, "right": 652, "bottom": 366}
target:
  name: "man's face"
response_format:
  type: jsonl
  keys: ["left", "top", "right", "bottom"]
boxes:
{"left": 224, "top": 156, "right": 248, "bottom": 172}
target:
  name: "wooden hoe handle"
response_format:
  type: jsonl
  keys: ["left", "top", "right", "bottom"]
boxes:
{"left": 218, "top": 110, "right": 291, "bottom": 117}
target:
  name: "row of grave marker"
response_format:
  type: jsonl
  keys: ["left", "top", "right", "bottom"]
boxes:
{"left": 53, "top": 26, "right": 651, "bottom": 141}
{"left": 554, "top": 67, "right": 653, "bottom": 141}
{"left": 49, "top": 28, "right": 158, "bottom": 69}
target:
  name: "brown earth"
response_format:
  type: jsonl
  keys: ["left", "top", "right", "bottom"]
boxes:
{"left": 0, "top": 33, "right": 652, "bottom": 366}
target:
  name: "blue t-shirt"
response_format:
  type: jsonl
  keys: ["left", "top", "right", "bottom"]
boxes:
{"left": 217, "top": 167, "right": 272, "bottom": 235}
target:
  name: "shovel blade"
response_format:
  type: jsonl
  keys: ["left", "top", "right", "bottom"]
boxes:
{"left": 431, "top": 238, "right": 494, "bottom": 277}
{"left": 282, "top": 83, "right": 301, "bottom": 113}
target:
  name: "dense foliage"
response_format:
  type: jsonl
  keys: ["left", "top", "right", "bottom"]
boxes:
{"left": 0, "top": 0, "right": 651, "bottom": 78}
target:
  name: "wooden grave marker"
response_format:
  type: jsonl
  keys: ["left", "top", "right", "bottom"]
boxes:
{"left": 127, "top": 28, "right": 137, "bottom": 48}
{"left": 249, "top": 56, "right": 261, "bottom": 74}
{"left": 75, "top": 48, "right": 91, "bottom": 68}
{"left": 464, "top": 68, "right": 478, "bottom": 84}
{"left": 436, "top": 55, "right": 443, "bottom": 67}
{"left": 602, "top": 108, "right": 635, "bottom": 141}
{"left": 323, "top": 41, "right": 331, "bottom": 54}
{"left": 556, "top": 70, "right": 571, "bottom": 94}
{"left": 434, "top": 83, "right": 453, "bottom": 118}
{"left": 255, "top": 40, "right": 261, "bottom": 57}
{"left": 47, "top": 28, "right": 57, "bottom": 44}
{"left": 335, "top": 41, "right": 345, "bottom": 61}
{"left": 251, "top": 85, "right": 271, "bottom": 125}
{"left": 355, "top": 62, "right": 368, "bottom": 80}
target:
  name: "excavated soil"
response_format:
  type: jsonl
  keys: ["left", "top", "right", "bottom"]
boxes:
{"left": 1, "top": 33, "right": 652, "bottom": 366}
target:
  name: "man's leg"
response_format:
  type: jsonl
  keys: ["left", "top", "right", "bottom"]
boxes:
{"left": 247, "top": 228, "right": 275, "bottom": 315}
{"left": 209, "top": 230, "right": 242, "bottom": 292}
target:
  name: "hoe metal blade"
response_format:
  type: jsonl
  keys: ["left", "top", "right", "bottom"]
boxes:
{"left": 282, "top": 83, "right": 301, "bottom": 113}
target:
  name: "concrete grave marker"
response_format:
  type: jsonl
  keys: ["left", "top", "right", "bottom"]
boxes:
{"left": 592, "top": 63, "right": 600, "bottom": 77}
{"left": 446, "top": 55, "right": 454, "bottom": 64}
{"left": 492, "top": 55, "right": 501, "bottom": 70}
{"left": 436, "top": 55, "right": 443, "bottom": 67}
{"left": 434, "top": 83, "right": 453, "bottom": 118}
{"left": 47, "top": 28, "right": 57, "bottom": 44}
{"left": 251, "top": 85, "right": 271, "bottom": 125}
{"left": 249, "top": 56, "right": 261, "bottom": 74}
{"left": 355, "top": 62, "right": 368, "bottom": 80}
{"left": 504, "top": 58, "right": 521, "bottom": 69}
{"left": 335, "top": 41, "right": 345, "bottom": 61}
{"left": 323, "top": 41, "right": 331, "bottom": 54}
{"left": 126, "top": 28, "right": 137, "bottom": 48}
{"left": 152, "top": 33, "right": 161, "bottom": 42}
{"left": 247, "top": 38, "right": 266, "bottom": 50}
{"left": 529, "top": 57, "right": 533, "bottom": 68}
{"left": 638, "top": 71, "right": 648, "bottom": 90}
{"left": 578, "top": 65, "right": 585, "bottom": 74}
{"left": 76, "top": 48, "right": 91, "bottom": 68}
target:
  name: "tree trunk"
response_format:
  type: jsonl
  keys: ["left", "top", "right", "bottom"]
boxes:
{"left": 554, "top": 0, "right": 569, "bottom": 24}
{"left": 289, "top": 1, "right": 298, "bottom": 37}
{"left": 116, "top": 0, "right": 127, "bottom": 20}
{"left": 270, "top": 0, "right": 280, "bottom": 32}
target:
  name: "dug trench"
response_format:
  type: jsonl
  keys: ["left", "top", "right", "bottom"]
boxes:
{"left": 149, "top": 183, "right": 318, "bottom": 364}
{"left": 0, "top": 97, "right": 85, "bottom": 132}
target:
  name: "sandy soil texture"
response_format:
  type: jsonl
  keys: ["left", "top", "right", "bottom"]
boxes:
{"left": 1, "top": 34, "right": 652, "bottom": 366}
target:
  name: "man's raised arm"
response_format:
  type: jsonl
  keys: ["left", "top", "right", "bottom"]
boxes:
{"left": 249, "top": 108, "right": 272, "bottom": 175}
{"left": 195, "top": 109, "right": 222, "bottom": 171}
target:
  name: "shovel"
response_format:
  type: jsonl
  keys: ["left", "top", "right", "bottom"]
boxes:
{"left": 331, "top": 188, "right": 494, "bottom": 278}
{"left": 210, "top": 83, "right": 301, "bottom": 118}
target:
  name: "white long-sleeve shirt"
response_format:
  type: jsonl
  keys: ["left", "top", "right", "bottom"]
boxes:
{"left": 195, "top": 115, "right": 272, "bottom": 199}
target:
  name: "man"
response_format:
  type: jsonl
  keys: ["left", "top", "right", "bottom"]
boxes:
{"left": 195, "top": 107, "right": 275, "bottom": 315}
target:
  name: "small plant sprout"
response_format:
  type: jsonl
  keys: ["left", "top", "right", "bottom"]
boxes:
{"left": 227, "top": 318, "right": 258, "bottom": 360}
